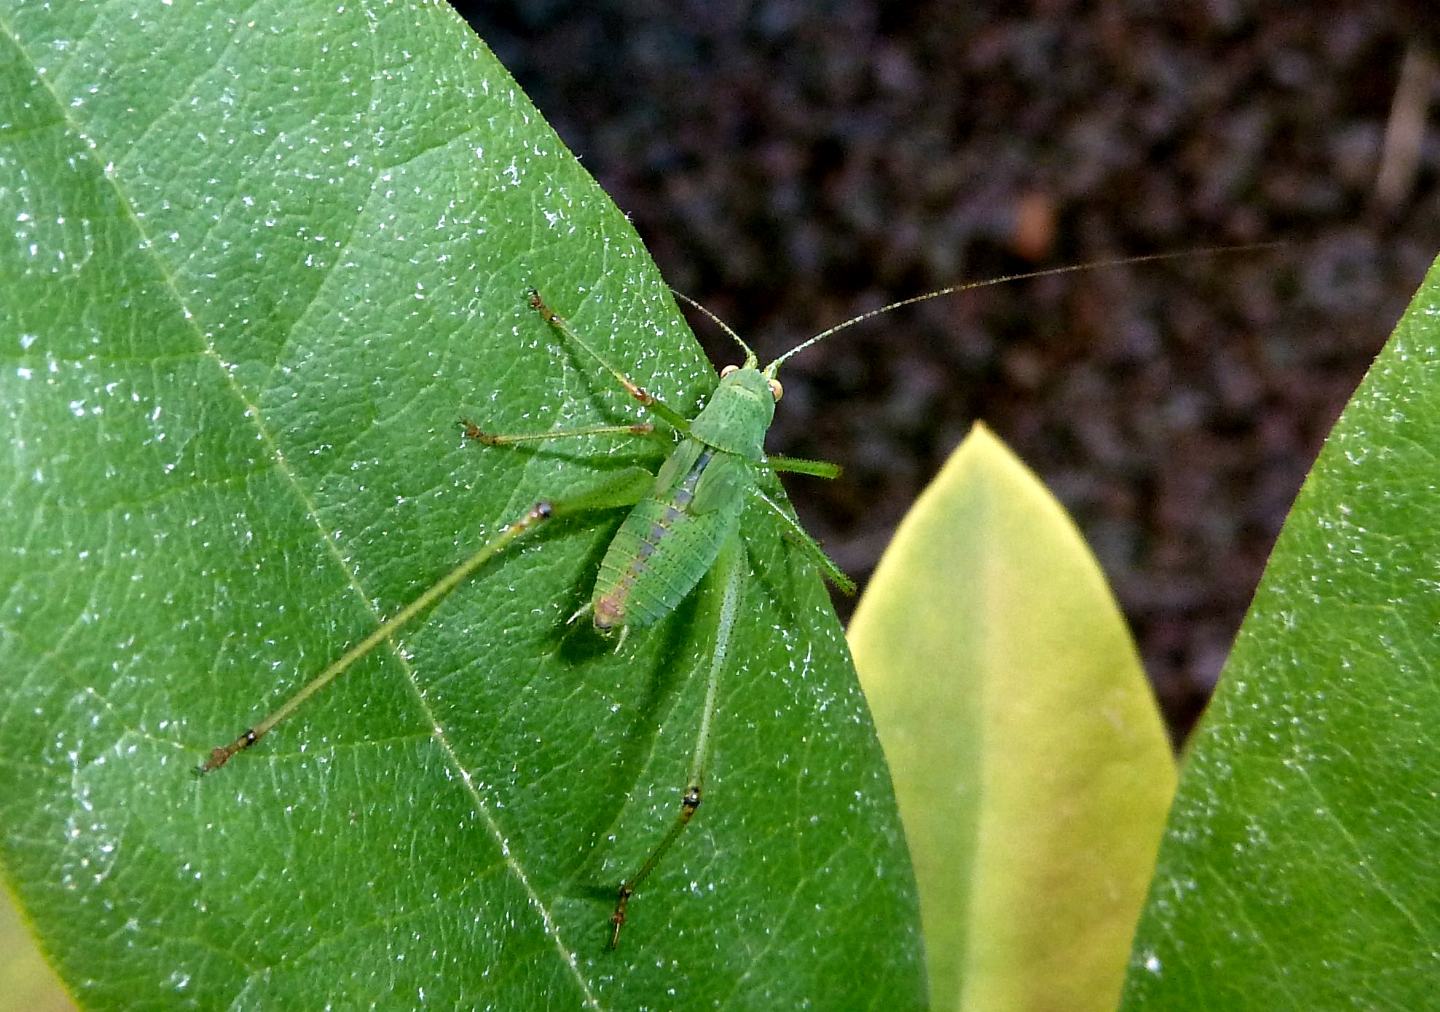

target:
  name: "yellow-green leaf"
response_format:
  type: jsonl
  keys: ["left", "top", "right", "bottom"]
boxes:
{"left": 0, "top": 888, "right": 71, "bottom": 1012}
{"left": 848, "top": 422, "right": 1176, "bottom": 1011}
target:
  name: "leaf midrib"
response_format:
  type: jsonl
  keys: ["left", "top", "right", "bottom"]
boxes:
{"left": 0, "top": 11, "right": 602, "bottom": 1007}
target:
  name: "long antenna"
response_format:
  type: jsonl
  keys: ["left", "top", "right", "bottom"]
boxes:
{"left": 763, "top": 241, "right": 1287, "bottom": 375}
{"left": 671, "top": 288, "right": 757, "bottom": 367}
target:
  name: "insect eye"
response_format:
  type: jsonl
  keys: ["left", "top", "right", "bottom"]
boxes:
{"left": 768, "top": 378, "right": 784, "bottom": 402}
{"left": 720, "top": 364, "right": 739, "bottom": 378}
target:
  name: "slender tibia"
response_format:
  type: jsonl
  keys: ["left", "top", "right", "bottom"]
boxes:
{"left": 608, "top": 540, "right": 744, "bottom": 947}
{"left": 197, "top": 499, "right": 557, "bottom": 774}
{"left": 526, "top": 288, "right": 693, "bottom": 433}
{"left": 610, "top": 785, "right": 701, "bottom": 948}
{"left": 752, "top": 487, "right": 857, "bottom": 595}
{"left": 460, "top": 419, "right": 656, "bottom": 445}
{"left": 198, "top": 464, "right": 658, "bottom": 777}
{"left": 765, "top": 454, "right": 842, "bottom": 479}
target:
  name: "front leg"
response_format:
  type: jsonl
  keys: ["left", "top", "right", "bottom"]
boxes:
{"left": 527, "top": 288, "right": 695, "bottom": 434}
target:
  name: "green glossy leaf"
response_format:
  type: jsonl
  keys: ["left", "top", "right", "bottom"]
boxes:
{"left": 1122, "top": 257, "right": 1440, "bottom": 1007}
{"left": 0, "top": 3, "right": 924, "bottom": 1007}
{"left": 848, "top": 424, "right": 1176, "bottom": 1011}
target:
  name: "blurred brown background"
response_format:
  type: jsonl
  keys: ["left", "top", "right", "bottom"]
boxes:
{"left": 453, "top": 0, "right": 1439, "bottom": 741}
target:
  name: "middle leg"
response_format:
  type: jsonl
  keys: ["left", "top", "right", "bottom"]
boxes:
{"left": 460, "top": 419, "right": 658, "bottom": 445}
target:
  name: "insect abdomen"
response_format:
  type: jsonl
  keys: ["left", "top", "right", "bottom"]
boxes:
{"left": 592, "top": 449, "right": 747, "bottom": 629}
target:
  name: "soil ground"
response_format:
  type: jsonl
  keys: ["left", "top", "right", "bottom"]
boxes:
{"left": 454, "top": 1, "right": 1440, "bottom": 741}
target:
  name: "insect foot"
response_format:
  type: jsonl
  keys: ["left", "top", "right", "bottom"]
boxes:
{"left": 195, "top": 727, "right": 259, "bottom": 776}
{"left": 458, "top": 418, "right": 499, "bottom": 444}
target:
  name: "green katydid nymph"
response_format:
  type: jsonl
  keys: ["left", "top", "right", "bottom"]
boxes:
{"left": 197, "top": 245, "right": 1273, "bottom": 946}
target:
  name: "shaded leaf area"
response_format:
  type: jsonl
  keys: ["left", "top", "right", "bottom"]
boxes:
{"left": 0, "top": 2, "right": 923, "bottom": 1007}
{"left": 1123, "top": 258, "right": 1440, "bottom": 1008}
{"left": 849, "top": 425, "right": 1174, "bottom": 1011}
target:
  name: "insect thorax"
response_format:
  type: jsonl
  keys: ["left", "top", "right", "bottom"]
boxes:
{"left": 688, "top": 367, "right": 776, "bottom": 461}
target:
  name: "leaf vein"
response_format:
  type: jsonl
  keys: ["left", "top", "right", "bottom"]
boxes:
{"left": 0, "top": 11, "right": 602, "bottom": 1007}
